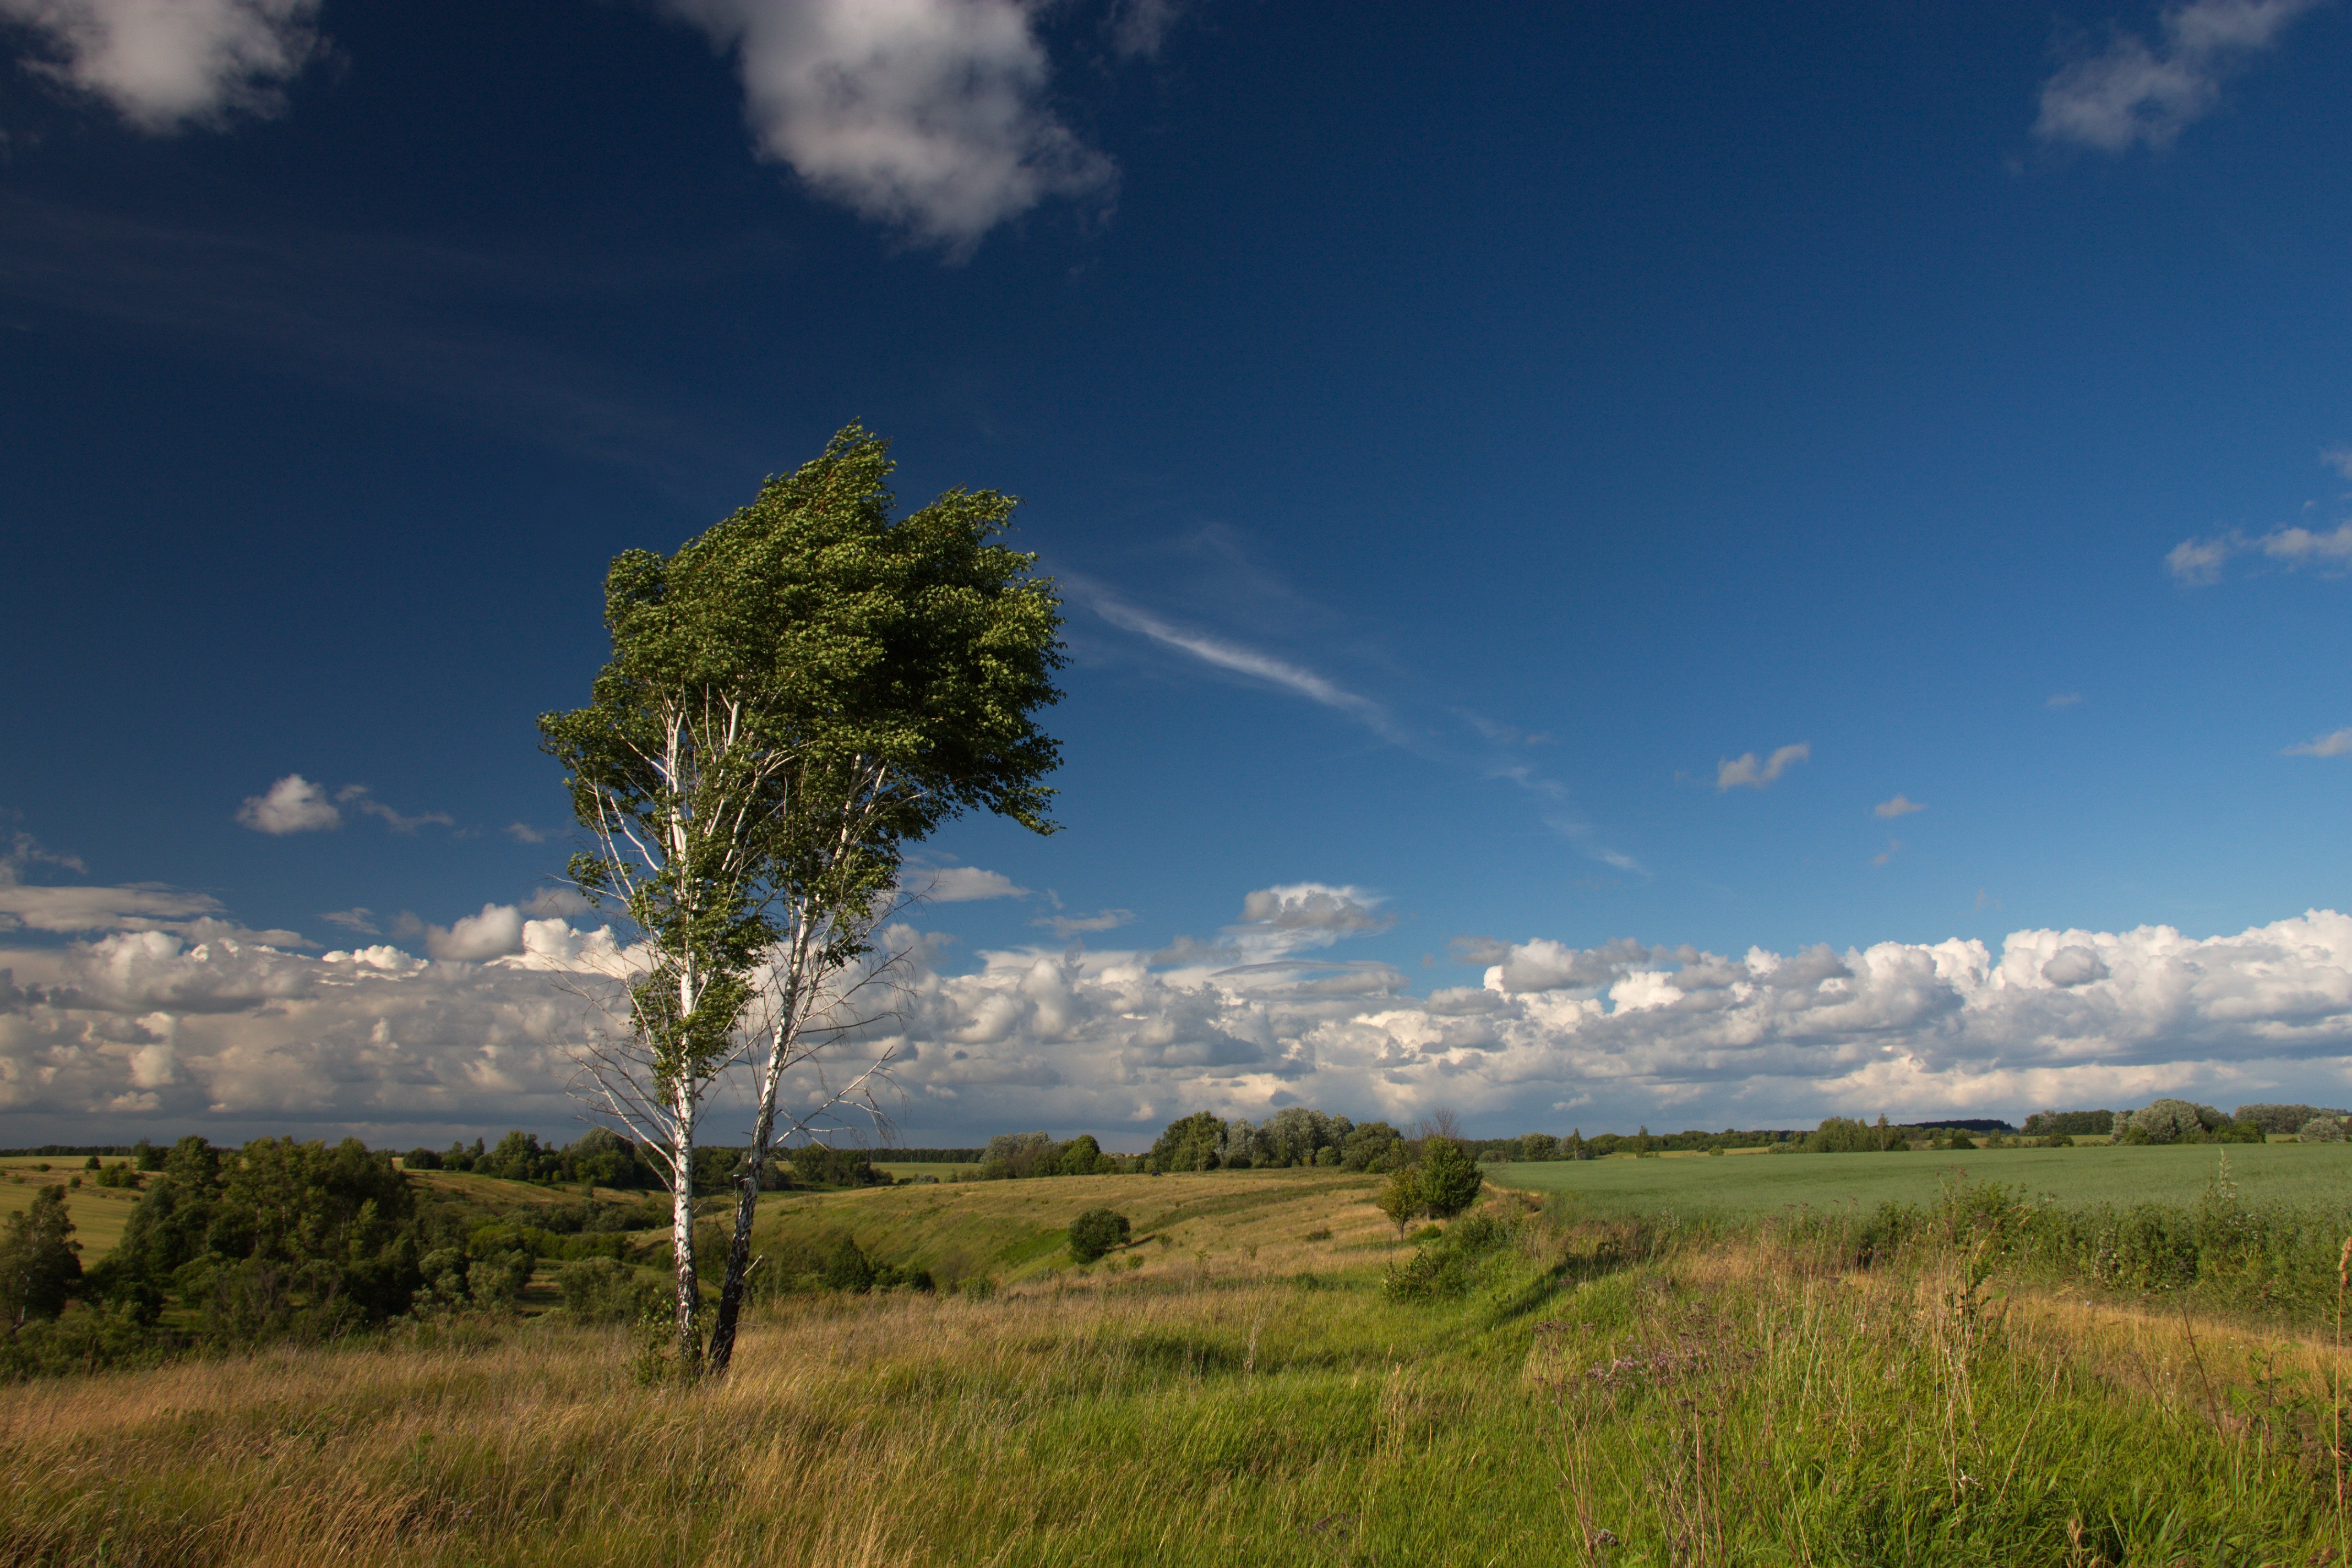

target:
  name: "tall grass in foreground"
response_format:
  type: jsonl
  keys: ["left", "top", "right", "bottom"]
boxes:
{"left": 3, "top": 1188, "right": 2346, "bottom": 1566}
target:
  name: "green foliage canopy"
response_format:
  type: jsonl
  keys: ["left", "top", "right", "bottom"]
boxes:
{"left": 0, "top": 1185, "right": 82, "bottom": 1327}
{"left": 1066, "top": 1208, "right": 1131, "bottom": 1262}
{"left": 1415, "top": 1138, "right": 1485, "bottom": 1219}
{"left": 539, "top": 423, "right": 1066, "bottom": 1101}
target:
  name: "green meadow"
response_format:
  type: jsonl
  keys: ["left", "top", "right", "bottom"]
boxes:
{"left": 1489, "top": 1140, "right": 2352, "bottom": 1217}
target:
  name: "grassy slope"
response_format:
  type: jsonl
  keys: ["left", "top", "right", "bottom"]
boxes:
{"left": 2, "top": 1171, "right": 2342, "bottom": 1566}
{"left": 1490, "top": 1141, "right": 2352, "bottom": 1216}
{"left": 742, "top": 1169, "right": 1386, "bottom": 1288}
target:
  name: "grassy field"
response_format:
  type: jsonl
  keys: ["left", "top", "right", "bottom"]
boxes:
{"left": 0, "top": 1155, "right": 144, "bottom": 1259}
{"left": 736, "top": 1168, "right": 1384, "bottom": 1291}
{"left": 10, "top": 1166, "right": 2352, "bottom": 1564}
{"left": 8, "top": 1166, "right": 2352, "bottom": 1564}
{"left": 1489, "top": 1141, "right": 2352, "bottom": 1216}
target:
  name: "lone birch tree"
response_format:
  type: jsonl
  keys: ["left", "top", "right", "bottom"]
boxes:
{"left": 540, "top": 424, "right": 1064, "bottom": 1374}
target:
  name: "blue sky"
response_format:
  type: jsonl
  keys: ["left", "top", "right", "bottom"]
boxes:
{"left": 3, "top": 0, "right": 2350, "bottom": 1148}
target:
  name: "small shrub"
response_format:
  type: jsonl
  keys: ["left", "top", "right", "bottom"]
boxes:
{"left": 467, "top": 1251, "right": 532, "bottom": 1312}
{"left": 1068, "top": 1207, "right": 1131, "bottom": 1262}
{"left": 1383, "top": 1211, "right": 1513, "bottom": 1302}
{"left": 558, "top": 1257, "right": 663, "bottom": 1322}
{"left": 821, "top": 1235, "right": 876, "bottom": 1293}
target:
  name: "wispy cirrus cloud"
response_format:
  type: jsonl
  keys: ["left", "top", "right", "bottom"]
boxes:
{"left": 1874, "top": 794, "right": 1925, "bottom": 819}
{"left": 1087, "top": 594, "right": 1395, "bottom": 733}
{"left": 1034, "top": 908, "right": 1134, "bottom": 939}
{"left": 1081, "top": 571, "right": 1642, "bottom": 872}
{"left": 335, "top": 786, "right": 453, "bottom": 835}
{"left": 2035, "top": 0, "right": 2319, "bottom": 154}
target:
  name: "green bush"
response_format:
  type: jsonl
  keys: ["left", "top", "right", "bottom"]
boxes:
{"left": 1804, "top": 1116, "right": 1904, "bottom": 1153}
{"left": 1340, "top": 1121, "right": 1406, "bottom": 1172}
{"left": 1067, "top": 1207, "right": 1130, "bottom": 1262}
{"left": 2235, "top": 1103, "right": 2337, "bottom": 1135}
{"left": 558, "top": 1257, "right": 662, "bottom": 1323}
{"left": 822, "top": 1235, "right": 876, "bottom": 1293}
{"left": 1382, "top": 1212, "right": 1514, "bottom": 1302}
{"left": 2129, "top": 1099, "right": 2223, "bottom": 1145}
{"left": 466, "top": 1251, "right": 532, "bottom": 1312}
{"left": 2300, "top": 1115, "right": 2347, "bottom": 1143}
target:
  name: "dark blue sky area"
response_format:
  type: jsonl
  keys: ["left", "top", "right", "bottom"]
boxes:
{"left": 4, "top": 0, "right": 2350, "bottom": 1141}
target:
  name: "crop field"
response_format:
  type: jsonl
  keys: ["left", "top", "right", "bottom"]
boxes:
{"left": 11, "top": 1164, "right": 2352, "bottom": 1565}
{"left": 1490, "top": 1141, "right": 2352, "bottom": 1217}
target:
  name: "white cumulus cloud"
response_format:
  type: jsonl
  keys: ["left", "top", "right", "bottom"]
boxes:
{"left": 919, "top": 866, "right": 1029, "bottom": 902}
{"left": 1225, "top": 884, "right": 1393, "bottom": 961}
{"left": 2285, "top": 728, "right": 2352, "bottom": 758}
{"left": 0, "top": 0, "right": 321, "bottom": 132}
{"left": 1874, "top": 794, "right": 1925, "bottom": 819}
{"left": 236, "top": 774, "right": 340, "bottom": 834}
{"left": 2171, "top": 521, "right": 2352, "bottom": 584}
{"left": 1717, "top": 743, "right": 1809, "bottom": 792}
{"left": 13, "top": 868, "right": 2352, "bottom": 1144}
{"left": 662, "top": 0, "right": 1115, "bottom": 254}
{"left": 2035, "top": 0, "right": 2317, "bottom": 153}
{"left": 424, "top": 903, "right": 527, "bottom": 963}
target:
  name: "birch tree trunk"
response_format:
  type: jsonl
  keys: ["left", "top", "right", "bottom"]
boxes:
{"left": 668, "top": 1078, "right": 700, "bottom": 1368}
{"left": 706, "top": 1043, "right": 782, "bottom": 1375}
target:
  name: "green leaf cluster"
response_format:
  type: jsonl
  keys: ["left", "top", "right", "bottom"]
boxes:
{"left": 538, "top": 422, "right": 1066, "bottom": 1088}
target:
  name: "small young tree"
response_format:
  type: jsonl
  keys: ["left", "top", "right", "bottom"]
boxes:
{"left": 1376, "top": 1166, "right": 1423, "bottom": 1235}
{"left": 0, "top": 1185, "right": 81, "bottom": 1328}
{"left": 1416, "top": 1137, "right": 1485, "bottom": 1219}
{"left": 544, "top": 425, "right": 1064, "bottom": 1375}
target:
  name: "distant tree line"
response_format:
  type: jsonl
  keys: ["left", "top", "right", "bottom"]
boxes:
{"left": 1145, "top": 1109, "right": 1409, "bottom": 1172}
{"left": 970, "top": 1132, "right": 1124, "bottom": 1179}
